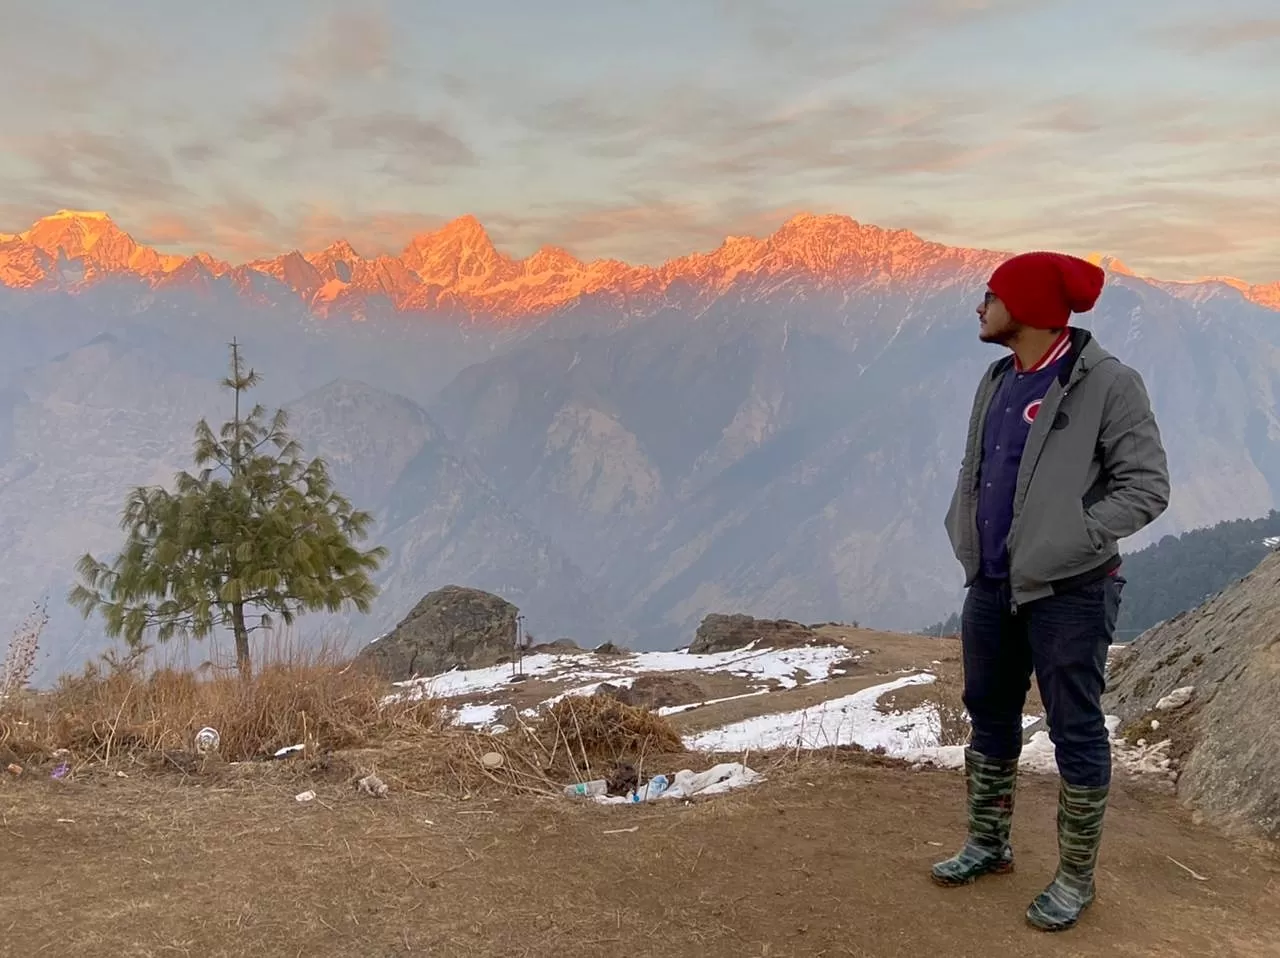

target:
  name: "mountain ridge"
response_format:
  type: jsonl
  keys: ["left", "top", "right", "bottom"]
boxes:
{"left": 4, "top": 209, "right": 1276, "bottom": 318}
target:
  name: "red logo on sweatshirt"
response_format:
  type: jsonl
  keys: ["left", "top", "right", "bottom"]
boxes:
{"left": 1023, "top": 399, "right": 1043, "bottom": 425}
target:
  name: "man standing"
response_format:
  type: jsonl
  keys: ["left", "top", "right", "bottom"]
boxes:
{"left": 935, "top": 252, "right": 1170, "bottom": 931}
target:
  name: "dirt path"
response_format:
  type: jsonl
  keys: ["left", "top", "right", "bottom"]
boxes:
{"left": 3, "top": 760, "right": 1276, "bottom": 958}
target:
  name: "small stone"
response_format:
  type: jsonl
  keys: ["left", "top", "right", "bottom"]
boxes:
{"left": 1150, "top": 719, "right": 1161, "bottom": 731}
{"left": 481, "top": 751, "right": 504, "bottom": 769}
{"left": 295, "top": 790, "right": 317, "bottom": 803}
{"left": 5, "top": 763, "right": 22, "bottom": 776}
{"left": 357, "top": 773, "right": 389, "bottom": 798}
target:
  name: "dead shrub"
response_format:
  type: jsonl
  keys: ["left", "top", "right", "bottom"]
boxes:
{"left": 878, "top": 677, "right": 972, "bottom": 749}
{"left": 1, "top": 602, "right": 47, "bottom": 704}
{"left": 17, "top": 639, "right": 440, "bottom": 764}
{"left": 532, "top": 695, "right": 682, "bottom": 777}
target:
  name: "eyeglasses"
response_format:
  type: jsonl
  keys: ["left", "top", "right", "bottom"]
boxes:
{"left": 982, "top": 290, "right": 998, "bottom": 307}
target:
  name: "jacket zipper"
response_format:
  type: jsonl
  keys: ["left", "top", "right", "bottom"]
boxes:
{"left": 1008, "top": 383, "right": 1074, "bottom": 615}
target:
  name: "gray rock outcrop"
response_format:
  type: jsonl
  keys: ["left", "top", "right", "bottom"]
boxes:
{"left": 1104, "top": 552, "right": 1280, "bottom": 840}
{"left": 690, "top": 613, "right": 821, "bottom": 654}
{"left": 358, "top": 586, "right": 518, "bottom": 681}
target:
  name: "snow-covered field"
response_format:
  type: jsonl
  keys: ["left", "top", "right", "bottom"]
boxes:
{"left": 392, "top": 642, "right": 863, "bottom": 702}
{"left": 682, "top": 674, "right": 939, "bottom": 753}
{"left": 392, "top": 640, "right": 1171, "bottom": 783}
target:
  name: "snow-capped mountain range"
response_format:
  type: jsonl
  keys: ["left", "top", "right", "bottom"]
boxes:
{"left": 2, "top": 209, "right": 1278, "bottom": 681}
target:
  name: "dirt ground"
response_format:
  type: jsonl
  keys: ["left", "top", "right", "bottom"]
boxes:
{"left": 3, "top": 758, "right": 1277, "bottom": 958}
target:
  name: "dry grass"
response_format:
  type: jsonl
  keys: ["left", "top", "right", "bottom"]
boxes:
{"left": 0, "top": 629, "right": 689, "bottom": 800}
{"left": 0, "top": 638, "right": 439, "bottom": 766}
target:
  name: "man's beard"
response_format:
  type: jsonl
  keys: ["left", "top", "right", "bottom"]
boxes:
{"left": 979, "top": 324, "right": 1017, "bottom": 346}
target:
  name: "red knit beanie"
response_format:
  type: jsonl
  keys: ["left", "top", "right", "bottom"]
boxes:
{"left": 987, "top": 252, "right": 1106, "bottom": 330}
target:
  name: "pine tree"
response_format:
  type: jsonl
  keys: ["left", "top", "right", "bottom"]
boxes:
{"left": 70, "top": 341, "right": 387, "bottom": 677}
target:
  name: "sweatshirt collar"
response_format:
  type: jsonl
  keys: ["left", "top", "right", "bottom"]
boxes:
{"left": 1014, "top": 328, "right": 1072, "bottom": 373}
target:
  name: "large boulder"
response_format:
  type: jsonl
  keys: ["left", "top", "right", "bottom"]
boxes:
{"left": 358, "top": 586, "right": 518, "bottom": 681}
{"left": 1103, "top": 551, "right": 1280, "bottom": 840}
{"left": 690, "top": 613, "right": 820, "bottom": 654}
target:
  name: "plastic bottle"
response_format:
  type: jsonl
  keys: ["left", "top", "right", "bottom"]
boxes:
{"left": 563, "top": 779, "right": 608, "bottom": 799}
{"left": 630, "top": 774, "right": 669, "bottom": 802}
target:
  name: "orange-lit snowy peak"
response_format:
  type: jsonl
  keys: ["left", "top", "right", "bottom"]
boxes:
{"left": 1, "top": 209, "right": 1275, "bottom": 317}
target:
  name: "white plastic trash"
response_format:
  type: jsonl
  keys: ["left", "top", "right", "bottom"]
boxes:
{"left": 629, "top": 774, "right": 669, "bottom": 802}
{"left": 563, "top": 779, "right": 608, "bottom": 799}
{"left": 666, "top": 763, "right": 763, "bottom": 799}
{"left": 295, "top": 790, "right": 316, "bottom": 803}
{"left": 194, "top": 727, "right": 221, "bottom": 755}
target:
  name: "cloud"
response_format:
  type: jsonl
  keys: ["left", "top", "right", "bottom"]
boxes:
{"left": 10, "top": 131, "right": 185, "bottom": 206}
{"left": 481, "top": 197, "right": 806, "bottom": 265}
{"left": 715, "top": 0, "right": 1051, "bottom": 83}
{"left": 173, "top": 141, "right": 221, "bottom": 166}
{"left": 289, "top": 208, "right": 446, "bottom": 255}
{"left": 137, "top": 212, "right": 205, "bottom": 248}
{"left": 130, "top": 204, "right": 446, "bottom": 262}
{"left": 1156, "top": 17, "right": 1280, "bottom": 54}
{"left": 974, "top": 182, "right": 1280, "bottom": 282}
{"left": 329, "top": 112, "right": 474, "bottom": 165}
{"left": 241, "top": 92, "right": 333, "bottom": 143}
{"left": 0, "top": 6, "right": 174, "bottom": 116}
{"left": 518, "top": 84, "right": 1002, "bottom": 194}
{"left": 288, "top": 7, "right": 395, "bottom": 84}
{"left": 863, "top": 0, "right": 1051, "bottom": 44}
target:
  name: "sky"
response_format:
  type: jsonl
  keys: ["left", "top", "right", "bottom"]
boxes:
{"left": 1, "top": 0, "right": 1277, "bottom": 283}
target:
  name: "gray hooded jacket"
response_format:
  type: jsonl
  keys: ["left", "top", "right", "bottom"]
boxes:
{"left": 945, "top": 328, "right": 1170, "bottom": 609}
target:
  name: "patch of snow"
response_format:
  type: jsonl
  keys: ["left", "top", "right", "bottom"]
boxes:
{"left": 683, "top": 674, "right": 937, "bottom": 753}
{"left": 903, "top": 714, "right": 1176, "bottom": 783}
{"left": 452, "top": 703, "right": 506, "bottom": 727}
{"left": 902, "top": 730, "right": 1058, "bottom": 774}
{"left": 392, "top": 655, "right": 571, "bottom": 700}
{"left": 541, "top": 677, "right": 635, "bottom": 707}
{"left": 657, "top": 689, "right": 771, "bottom": 716}
{"left": 273, "top": 743, "right": 305, "bottom": 758}
{"left": 390, "top": 642, "right": 857, "bottom": 704}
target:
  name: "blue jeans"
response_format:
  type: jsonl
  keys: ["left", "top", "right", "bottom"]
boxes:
{"left": 960, "top": 575, "right": 1123, "bottom": 787}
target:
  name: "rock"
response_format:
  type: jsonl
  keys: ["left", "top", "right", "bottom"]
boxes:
{"left": 357, "top": 773, "right": 389, "bottom": 798}
{"left": 1156, "top": 686, "right": 1195, "bottom": 711}
{"left": 357, "top": 586, "right": 519, "bottom": 680}
{"left": 592, "top": 641, "right": 629, "bottom": 656}
{"left": 1103, "top": 551, "right": 1280, "bottom": 841}
{"left": 481, "top": 752, "right": 504, "bottom": 769}
{"left": 599, "top": 674, "right": 704, "bottom": 710}
{"left": 531, "top": 638, "right": 582, "bottom": 653}
{"left": 690, "top": 613, "right": 821, "bottom": 654}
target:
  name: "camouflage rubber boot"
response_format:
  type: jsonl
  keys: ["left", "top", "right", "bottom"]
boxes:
{"left": 1026, "top": 782, "right": 1109, "bottom": 931}
{"left": 931, "top": 748, "right": 1018, "bottom": 886}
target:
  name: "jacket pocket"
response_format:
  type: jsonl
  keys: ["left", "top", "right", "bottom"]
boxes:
{"left": 1015, "top": 500, "right": 1106, "bottom": 585}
